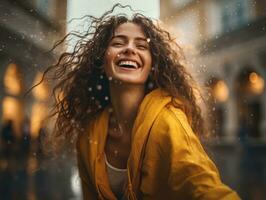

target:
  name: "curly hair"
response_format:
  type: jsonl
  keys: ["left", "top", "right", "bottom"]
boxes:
{"left": 42, "top": 4, "right": 205, "bottom": 153}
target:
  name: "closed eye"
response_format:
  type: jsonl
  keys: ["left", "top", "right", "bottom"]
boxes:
{"left": 136, "top": 42, "right": 149, "bottom": 50}
{"left": 111, "top": 42, "right": 124, "bottom": 47}
{"left": 136, "top": 44, "right": 149, "bottom": 50}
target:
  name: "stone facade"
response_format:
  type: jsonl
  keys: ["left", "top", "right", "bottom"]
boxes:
{"left": 160, "top": 0, "right": 266, "bottom": 141}
{"left": 0, "top": 0, "right": 67, "bottom": 137}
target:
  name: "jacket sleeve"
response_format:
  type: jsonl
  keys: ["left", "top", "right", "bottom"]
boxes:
{"left": 140, "top": 108, "right": 241, "bottom": 200}
{"left": 76, "top": 139, "right": 98, "bottom": 200}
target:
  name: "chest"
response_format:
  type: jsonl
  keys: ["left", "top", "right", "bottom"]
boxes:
{"left": 104, "top": 129, "right": 131, "bottom": 169}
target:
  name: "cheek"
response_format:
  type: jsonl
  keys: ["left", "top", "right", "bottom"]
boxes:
{"left": 146, "top": 53, "right": 152, "bottom": 70}
{"left": 104, "top": 48, "right": 119, "bottom": 65}
{"left": 104, "top": 50, "right": 111, "bottom": 64}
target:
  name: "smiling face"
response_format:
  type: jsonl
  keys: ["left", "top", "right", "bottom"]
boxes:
{"left": 104, "top": 22, "right": 152, "bottom": 85}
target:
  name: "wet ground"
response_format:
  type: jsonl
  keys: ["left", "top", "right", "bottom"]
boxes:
{"left": 206, "top": 141, "right": 266, "bottom": 200}
{"left": 0, "top": 141, "right": 265, "bottom": 200}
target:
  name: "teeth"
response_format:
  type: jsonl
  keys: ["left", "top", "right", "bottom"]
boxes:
{"left": 118, "top": 60, "right": 138, "bottom": 68}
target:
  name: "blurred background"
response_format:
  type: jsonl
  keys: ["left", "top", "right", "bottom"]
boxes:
{"left": 0, "top": 0, "right": 265, "bottom": 199}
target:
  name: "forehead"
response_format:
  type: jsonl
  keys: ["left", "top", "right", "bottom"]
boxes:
{"left": 114, "top": 22, "right": 146, "bottom": 38}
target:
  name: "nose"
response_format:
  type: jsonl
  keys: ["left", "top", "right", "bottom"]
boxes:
{"left": 122, "top": 43, "right": 136, "bottom": 55}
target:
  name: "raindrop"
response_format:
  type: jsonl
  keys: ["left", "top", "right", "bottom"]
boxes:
{"left": 108, "top": 76, "right": 113, "bottom": 81}
{"left": 96, "top": 85, "right": 102, "bottom": 90}
{"left": 88, "top": 87, "right": 92, "bottom": 91}
{"left": 147, "top": 38, "right": 151, "bottom": 43}
{"left": 148, "top": 82, "right": 154, "bottom": 89}
{"left": 104, "top": 96, "right": 109, "bottom": 101}
{"left": 100, "top": 75, "right": 103, "bottom": 79}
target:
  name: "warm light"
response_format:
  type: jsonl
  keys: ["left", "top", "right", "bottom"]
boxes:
{"left": 249, "top": 72, "right": 258, "bottom": 83}
{"left": 249, "top": 72, "right": 264, "bottom": 95}
{"left": 2, "top": 96, "right": 24, "bottom": 137}
{"left": 32, "top": 72, "right": 50, "bottom": 101}
{"left": 27, "top": 157, "right": 38, "bottom": 175}
{"left": 4, "top": 63, "right": 23, "bottom": 95}
{"left": 213, "top": 80, "right": 229, "bottom": 102}
{"left": 31, "top": 102, "right": 48, "bottom": 138}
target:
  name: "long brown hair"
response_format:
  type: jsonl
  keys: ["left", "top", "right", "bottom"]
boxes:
{"left": 42, "top": 4, "right": 205, "bottom": 153}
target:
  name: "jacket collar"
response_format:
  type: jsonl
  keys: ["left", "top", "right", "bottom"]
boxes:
{"left": 90, "top": 88, "right": 172, "bottom": 199}
{"left": 128, "top": 89, "right": 171, "bottom": 198}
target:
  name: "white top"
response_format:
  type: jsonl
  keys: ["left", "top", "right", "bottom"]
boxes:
{"left": 105, "top": 154, "right": 128, "bottom": 199}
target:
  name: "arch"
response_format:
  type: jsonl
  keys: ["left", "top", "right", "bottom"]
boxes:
{"left": 3, "top": 63, "right": 24, "bottom": 95}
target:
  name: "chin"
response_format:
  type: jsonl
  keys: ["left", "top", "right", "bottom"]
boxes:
{"left": 112, "top": 76, "right": 147, "bottom": 85}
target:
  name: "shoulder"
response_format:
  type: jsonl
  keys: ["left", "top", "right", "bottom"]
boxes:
{"left": 151, "top": 104, "right": 194, "bottom": 139}
{"left": 149, "top": 104, "right": 203, "bottom": 154}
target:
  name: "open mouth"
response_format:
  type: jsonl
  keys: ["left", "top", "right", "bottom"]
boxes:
{"left": 117, "top": 60, "right": 140, "bottom": 69}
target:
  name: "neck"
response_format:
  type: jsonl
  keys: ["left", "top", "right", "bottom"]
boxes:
{"left": 109, "top": 82, "right": 146, "bottom": 134}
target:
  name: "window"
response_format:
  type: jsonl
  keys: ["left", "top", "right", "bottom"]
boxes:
{"left": 35, "top": 0, "right": 50, "bottom": 16}
{"left": 220, "top": 0, "right": 251, "bottom": 33}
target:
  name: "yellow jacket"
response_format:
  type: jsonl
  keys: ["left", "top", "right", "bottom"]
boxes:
{"left": 76, "top": 89, "right": 240, "bottom": 200}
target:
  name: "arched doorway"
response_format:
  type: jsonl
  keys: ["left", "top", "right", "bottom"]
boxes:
{"left": 235, "top": 68, "right": 264, "bottom": 138}
{"left": 2, "top": 63, "right": 24, "bottom": 138}
{"left": 206, "top": 77, "right": 229, "bottom": 137}
{"left": 31, "top": 72, "right": 51, "bottom": 139}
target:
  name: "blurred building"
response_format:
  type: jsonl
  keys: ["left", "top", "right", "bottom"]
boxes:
{"left": 160, "top": 0, "right": 266, "bottom": 142}
{"left": 0, "top": 0, "right": 67, "bottom": 138}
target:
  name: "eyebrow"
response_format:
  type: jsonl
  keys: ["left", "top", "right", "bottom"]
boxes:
{"left": 111, "top": 35, "right": 148, "bottom": 42}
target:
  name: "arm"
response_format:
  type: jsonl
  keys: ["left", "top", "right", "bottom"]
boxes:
{"left": 140, "top": 108, "right": 240, "bottom": 200}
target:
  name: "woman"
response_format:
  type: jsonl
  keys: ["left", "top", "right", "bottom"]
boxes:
{"left": 45, "top": 4, "right": 240, "bottom": 200}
